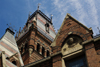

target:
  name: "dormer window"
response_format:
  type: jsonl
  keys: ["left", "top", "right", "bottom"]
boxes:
{"left": 45, "top": 23, "right": 49, "bottom": 33}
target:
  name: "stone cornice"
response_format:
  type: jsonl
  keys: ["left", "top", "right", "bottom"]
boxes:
{"left": 82, "top": 37, "right": 100, "bottom": 45}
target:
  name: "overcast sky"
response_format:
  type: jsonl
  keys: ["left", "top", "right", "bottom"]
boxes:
{"left": 0, "top": 0, "right": 100, "bottom": 38}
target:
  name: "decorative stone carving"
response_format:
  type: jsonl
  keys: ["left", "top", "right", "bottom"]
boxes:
{"left": 68, "top": 38, "right": 74, "bottom": 44}
{"left": 40, "top": 46, "right": 42, "bottom": 48}
{"left": 63, "top": 48, "right": 66, "bottom": 52}
{"left": 67, "top": 37, "right": 79, "bottom": 48}
{"left": 39, "top": 52, "right": 42, "bottom": 55}
{"left": 35, "top": 42, "right": 37, "bottom": 45}
{"left": 29, "top": 48, "right": 33, "bottom": 57}
{"left": 32, "top": 17, "right": 36, "bottom": 22}
{"left": 45, "top": 50, "right": 47, "bottom": 52}
{"left": 62, "top": 35, "right": 83, "bottom": 56}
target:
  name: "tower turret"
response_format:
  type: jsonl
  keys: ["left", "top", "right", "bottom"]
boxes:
{"left": 16, "top": 10, "right": 56, "bottom": 65}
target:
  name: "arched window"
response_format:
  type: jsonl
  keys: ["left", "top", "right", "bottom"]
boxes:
{"left": 25, "top": 43, "right": 28, "bottom": 51}
{"left": 45, "top": 23, "right": 49, "bottom": 33}
{"left": 47, "top": 50, "right": 50, "bottom": 57}
{"left": 37, "top": 43, "right": 40, "bottom": 52}
{"left": 42, "top": 47, "right": 45, "bottom": 56}
{"left": 12, "top": 61, "right": 16, "bottom": 65}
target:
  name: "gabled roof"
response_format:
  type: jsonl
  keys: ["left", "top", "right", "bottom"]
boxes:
{"left": 67, "top": 13, "right": 92, "bottom": 31}
{"left": 29, "top": 10, "right": 52, "bottom": 24}
{"left": 51, "top": 13, "right": 93, "bottom": 47}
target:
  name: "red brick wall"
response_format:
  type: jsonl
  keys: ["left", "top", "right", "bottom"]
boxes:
{"left": 22, "top": 51, "right": 29, "bottom": 65}
{"left": 53, "top": 18, "right": 93, "bottom": 53}
{"left": 19, "top": 25, "right": 52, "bottom": 65}
{"left": 85, "top": 42, "right": 100, "bottom": 67}
{"left": 95, "top": 40, "right": 100, "bottom": 66}
{"left": 29, "top": 51, "right": 43, "bottom": 63}
{"left": 52, "top": 55, "right": 62, "bottom": 67}
{"left": 18, "top": 26, "right": 52, "bottom": 65}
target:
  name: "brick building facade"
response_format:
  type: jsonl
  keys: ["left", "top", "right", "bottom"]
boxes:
{"left": 0, "top": 9, "right": 100, "bottom": 67}
{"left": 15, "top": 10, "right": 56, "bottom": 66}
{"left": 21, "top": 11, "right": 100, "bottom": 67}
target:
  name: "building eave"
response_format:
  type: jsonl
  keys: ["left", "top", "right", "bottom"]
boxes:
{"left": 29, "top": 10, "right": 52, "bottom": 24}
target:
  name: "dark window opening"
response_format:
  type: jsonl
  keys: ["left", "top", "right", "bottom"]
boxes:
{"left": 65, "top": 55, "right": 87, "bottom": 67}
{"left": 42, "top": 47, "right": 45, "bottom": 56}
{"left": 37, "top": 43, "right": 40, "bottom": 52}
{"left": 21, "top": 47, "right": 23, "bottom": 54}
{"left": 25, "top": 43, "right": 28, "bottom": 51}
{"left": 45, "top": 23, "right": 49, "bottom": 33}
{"left": 47, "top": 50, "right": 50, "bottom": 57}
{"left": 12, "top": 61, "right": 16, "bottom": 65}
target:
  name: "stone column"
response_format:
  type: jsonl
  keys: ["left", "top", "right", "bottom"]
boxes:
{"left": 1, "top": 51, "right": 6, "bottom": 67}
{"left": 29, "top": 48, "right": 33, "bottom": 57}
{"left": 35, "top": 42, "right": 37, "bottom": 51}
{"left": 44, "top": 50, "right": 47, "bottom": 58}
{"left": 62, "top": 58, "right": 66, "bottom": 67}
{"left": 39, "top": 46, "right": 42, "bottom": 55}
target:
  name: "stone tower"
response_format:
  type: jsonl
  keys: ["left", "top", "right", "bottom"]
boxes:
{"left": 15, "top": 10, "right": 56, "bottom": 65}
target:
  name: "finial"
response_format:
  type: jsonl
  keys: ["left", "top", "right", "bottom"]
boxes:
{"left": 29, "top": 12, "right": 31, "bottom": 17}
{"left": 50, "top": 14, "right": 53, "bottom": 20}
{"left": 19, "top": 27, "right": 21, "bottom": 33}
{"left": 37, "top": 3, "right": 41, "bottom": 10}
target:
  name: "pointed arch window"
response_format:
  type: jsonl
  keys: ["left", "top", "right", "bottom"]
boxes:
{"left": 42, "top": 47, "right": 45, "bottom": 56}
{"left": 47, "top": 50, "right": 50, "bottom": 57}
{"left": 37, "top": 43, "right": 40, "bottom": 52}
